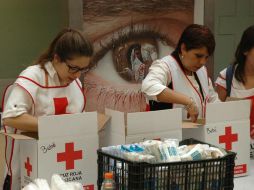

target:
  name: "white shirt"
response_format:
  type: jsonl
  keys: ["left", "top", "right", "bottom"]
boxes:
{"left": 142, "top": 59, "right": 218, "bottom": 102}
{"left": 2, "top": 62, "right": 84, "bottom": 119}
{"left": 2, "top": 61, "right": 85, "bottom": 190}
{"left": 215, "top": 67, "right": 254, "bottom": 97}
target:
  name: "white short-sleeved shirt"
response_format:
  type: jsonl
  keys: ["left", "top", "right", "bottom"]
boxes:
{"left": 142, "top": 55, "right": 219, "bottom": 119}
{"left": 2, "top": 61, "right": 85, "bottom": 119}
{"left": 215, "top": 67, "right": 254, "bottom": 98}
{"left": 1, "top": 61, "right": 85, "bottom": 190}
{"left": 142, "top": 59, "right": 218, "bottom": 103}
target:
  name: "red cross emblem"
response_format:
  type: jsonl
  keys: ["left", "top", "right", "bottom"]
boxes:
{"left": 83, "top": 185, "right": 94, "bottom": 190}
{"left": 57, "top": 142, "right": 83, "bottom": 170}
{"left": 53, "top": 97, "right": 68, "bottom": 115}
{"left": 25, "top": 157, "right": 32, "bottom": 177}
{"left": 219, "top": 126, "right": 238, "bottom": 150}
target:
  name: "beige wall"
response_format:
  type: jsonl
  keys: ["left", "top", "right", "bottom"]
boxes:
{"left": 0, "top": 0, "right": 69, "bottom": 110}
{"left": 0, "top": 0, "right": 69, "bottom": 186}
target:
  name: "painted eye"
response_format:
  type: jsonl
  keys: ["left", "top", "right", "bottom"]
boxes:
{"left": 91, "top": 24, "right": 175, "bottom": 84}
{"left": 82, "top": 0, "right": 194, "bottom": 112}
{"left": 113, "top": 40, "right": 158, "bottom": 82}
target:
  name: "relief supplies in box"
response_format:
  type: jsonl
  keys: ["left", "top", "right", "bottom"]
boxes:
{"left": 183, "top": 100, "right": 250, "bottom": 177}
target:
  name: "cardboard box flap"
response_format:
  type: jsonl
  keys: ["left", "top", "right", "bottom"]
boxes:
{"left": 0, "top": 131, "right": 35, "bottom": 140}
{"left": 127, "top": 108, "right": 182, "bottom": 135}
{"left": 182, "top": 119, "right": 205, "bottom": 128}
{"left": 206, "top": 100, "right": 250, "bottom": 123}
{"left": 97, "top": 113, "right": 111, "bottom": 132}
{"left": 105, "top": 109, "right": 125, "bottom": 135}
{"left": 38, "top": 112, "right": 97, "bottom": 139}
{"left": 226, "top": 97, "right": 242, "bottom": 101}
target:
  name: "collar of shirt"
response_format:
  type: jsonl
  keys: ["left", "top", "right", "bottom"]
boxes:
{"left": 44, "top": 61, "right": 58, "bottom": 79}
{"left": 44, "top": 61, "right": 62, "bottom": 85}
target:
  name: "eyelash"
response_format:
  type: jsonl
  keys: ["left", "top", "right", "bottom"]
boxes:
{"left": 91, "top": 23, "right": 175, "bottom": 67}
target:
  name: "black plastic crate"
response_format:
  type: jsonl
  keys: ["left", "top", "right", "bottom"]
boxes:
{"left": 97, "top": 138, "right": 236, "bottom": 190}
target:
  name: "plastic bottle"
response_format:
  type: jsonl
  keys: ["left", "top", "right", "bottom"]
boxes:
{"left": 101, "top": 172, "right": 116, "bottom": 190}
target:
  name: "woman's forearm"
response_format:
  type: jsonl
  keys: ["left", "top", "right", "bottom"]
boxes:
{"left": 216, "top": 86, "right": 227, "bottom": 101}
{"left": 157, "top": 88, "right": 199, "bottom": 122}
{"left": 156, "top": 88, "right": 192, "bottom": 106}
{"left": 2, "top": 113, "right": 38, "bottom": 132}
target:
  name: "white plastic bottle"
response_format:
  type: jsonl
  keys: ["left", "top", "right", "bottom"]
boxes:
{"left": 101, "top": 172, "right": 116, "bottom": 190}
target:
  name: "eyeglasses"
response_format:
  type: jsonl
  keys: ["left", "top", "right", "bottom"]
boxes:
{"left": 64, "top": 61, "right": 90, "bottom": 74}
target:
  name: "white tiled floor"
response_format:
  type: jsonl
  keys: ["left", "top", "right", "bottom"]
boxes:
{"left": 234, "top": 160, "right": 254, "bottom": 189}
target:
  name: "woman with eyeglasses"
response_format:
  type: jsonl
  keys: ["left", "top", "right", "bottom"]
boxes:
{"left": 1, "top": 28, "right": 93, "bottom": 190}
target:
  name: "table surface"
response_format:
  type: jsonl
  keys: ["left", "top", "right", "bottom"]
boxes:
{"left": 234, "top": 160, "right": 254, "bottom": 189}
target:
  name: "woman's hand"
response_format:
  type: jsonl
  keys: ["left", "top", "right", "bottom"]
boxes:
{"left": 185, "top": 97, "right": 199, "bottom": 122}
{"left": 154, "top": 89, "right": 199, "bottom": 122}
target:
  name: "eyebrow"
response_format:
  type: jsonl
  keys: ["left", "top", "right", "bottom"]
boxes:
{"left": 195, "top": 53, "right": 209, "bottom": 57}
{"left": 83, "top": 0, "right": 194, "bottom": 21}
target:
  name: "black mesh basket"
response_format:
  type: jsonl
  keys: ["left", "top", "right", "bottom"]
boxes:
{"left": 97, "top": 138, "right": 236, "bottom": 190}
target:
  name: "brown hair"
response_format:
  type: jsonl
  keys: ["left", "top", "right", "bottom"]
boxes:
{"left": 35, "top": 28, "right": 93, "bottom": 68}
{"left": 233, "top": 25, "right": 254, "bottom": 84}
{"left": 175, "top": 24, "right": 215, "bottom": 55}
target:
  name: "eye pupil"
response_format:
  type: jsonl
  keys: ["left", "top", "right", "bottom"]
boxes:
{"left": 113, "top": 41, "right": 158, "bottom": 83}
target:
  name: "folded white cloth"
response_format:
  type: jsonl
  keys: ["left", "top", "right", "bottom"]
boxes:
{"left": 22, "top": 183, "right": 39, "bottom": 190}
{"left": 34, "top": 179, "right": 50, "bottom": 190}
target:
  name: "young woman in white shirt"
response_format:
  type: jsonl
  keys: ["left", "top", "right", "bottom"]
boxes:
{"left": 2, "top": 28, "right": 93, "bottom": 190}
{"left": 216, "top": 25, "right": 254, "bottom": 158}
{"left": 142, "top": 24, "right": 219, "bottom": 122}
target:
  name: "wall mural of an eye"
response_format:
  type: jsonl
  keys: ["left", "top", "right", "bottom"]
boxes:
{"left": 82, "top": 0, "right": 194, "bottom": 113}
{"left": 117, "top": 41, "right": 157, "bottom": 83}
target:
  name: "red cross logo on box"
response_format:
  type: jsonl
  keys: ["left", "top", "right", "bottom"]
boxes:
{"left": 84, "top": 185, "right": 94, "bottom": 190}
{"left": 57, "top": 142, "right": 83, "bottom": 170}
{"left": 25, "top": 157, "right": 32, "bottom": 177}
{"left": 219, "top": 126, "right": 238, "bottom": 150}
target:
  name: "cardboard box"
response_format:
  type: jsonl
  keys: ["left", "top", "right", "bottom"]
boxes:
{"left": 100, "top": 108, "right": 182, "bottom": 147}
{"left": 1, "top": 112, "right": 98, "bottom": 189}
{"left": 183, "top": 100, "right": 250, "bottom": 177}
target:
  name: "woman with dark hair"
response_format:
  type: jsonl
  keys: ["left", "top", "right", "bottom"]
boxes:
{"left": 216, "top": 25, "right": 254, "bottom": 157}
{"left": 142, "top": 24, "right": 219, "bottom": 122}
{"left": 2, "top": 28, "right": 93, "bottom": 190}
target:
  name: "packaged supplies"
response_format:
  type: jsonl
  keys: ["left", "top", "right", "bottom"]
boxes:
{"left": 210, "top": 147, "right": 226, "bottom": 158}
{"left": 142, "top": 140, "right": 162, "bottom": 162}
{"left": 101, "top": 139, "right": 228, "bottom": 164}
{"left": 180, "top": 144, "right": 207, "bottom": 161}
{"left": 158, "top": 143, "right": 181, "bottom": 162}
{"left": 98, "top": 138, "right": 235, "bottom": 190}
{"left": 177, "top": 145, "right": 189, "bottom": 156}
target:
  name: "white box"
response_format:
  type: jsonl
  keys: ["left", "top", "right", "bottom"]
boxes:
{"left": 100, "top": 108, "right": 182, "bottom": 147}
{"left": 1, "top": 112, "right": 98, "bottom": 189}
{"left": 183, "top": 100, "right": 250, "bottom": 177}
